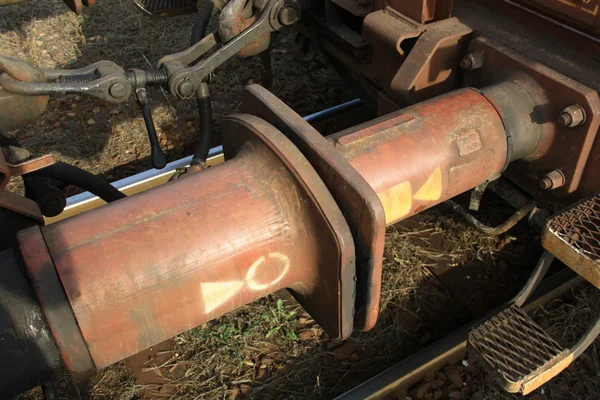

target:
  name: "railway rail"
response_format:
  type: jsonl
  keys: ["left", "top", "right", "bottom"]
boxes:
{"left": 336, "top": 269, "right": 584, "bottom": 400}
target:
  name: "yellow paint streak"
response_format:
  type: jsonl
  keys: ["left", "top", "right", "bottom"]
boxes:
{"left": 378, "top": 181, "right": 412, "bottom": 224}
{"left": 583, "top": 5, "right": 598, "bottom": 16}
{"left": 413, "top": 166, "right": 442, "bottom": 201}
{"left": 556, "top": 0, "right": 598, "bottom": 16}
{"left": 522, "top": 352, "right": 573, "bottom": 395}
{"left": 200, "top": 280, "right": 244, "bottom": 314}
{"left": 557, "top": 0, "right": 577, "bottom": 8}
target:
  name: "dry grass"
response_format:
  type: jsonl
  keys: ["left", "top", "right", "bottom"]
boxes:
{"left": 3, "top": 1, "right": 599, "bottom": 399}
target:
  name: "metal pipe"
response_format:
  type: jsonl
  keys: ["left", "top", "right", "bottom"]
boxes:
{"left": 191, "top": 0, "right": 215, "bottom": 46}
{"left": 58, "top": 98, "right": 362, "bottom": 208}
{"left": 25, "top": 140, "right": 331, "bottom": 369}
{"left": 191, "top": 82, "right": 213, "bottom": 167}
{"left": 444, "top": 199, "right": 536, "bottom": 236}
{"left": 30, "top": 162, "right": 125, "bottom": 203}
{"left": 332, "top": 88, "right": 508, "bottom": 225}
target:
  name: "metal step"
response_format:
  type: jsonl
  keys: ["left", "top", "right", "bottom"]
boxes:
{"left": 542, "top": 193, "right": 600, "bottom": 288}
{"left": 467, "top": 304, "right": 570, "bottom": 394}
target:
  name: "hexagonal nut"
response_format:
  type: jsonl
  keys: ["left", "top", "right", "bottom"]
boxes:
{"left": 558, "top": 105, "right": 586, "bottom": 128}
{"left": 460, "top": 52, "right": 484, "bottom": 71}
{"left": 539, "top": 169, "right": 566, "bottom": 190}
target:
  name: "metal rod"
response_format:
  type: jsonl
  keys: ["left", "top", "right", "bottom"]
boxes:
{"left": 60, "top": 99, "right": 362, "bottom": 208}
{"left": 445, "top": 198, "right": 537, "bottom": 236}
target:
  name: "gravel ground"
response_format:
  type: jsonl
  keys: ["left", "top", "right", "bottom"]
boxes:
{"left": 2, "top": 1, "right": 599, "bottom": 399}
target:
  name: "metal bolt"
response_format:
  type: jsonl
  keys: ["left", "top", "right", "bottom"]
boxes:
{"left": 539, "top": 169, "right": 565, "bottom": 190}
{"left": 557, "top": 104, "right": 586, "bottom": 128}
{"left": 177, "top": 80, "right": 195, "bottom": 98}
{"left": 460, "top": 52, "right": 484, "bottom": 71}
{"left": 109, "top": 82, "right": 127, "bottom": 99}
{"left": 278, "top": 6, "right": 298, "bottom": 26}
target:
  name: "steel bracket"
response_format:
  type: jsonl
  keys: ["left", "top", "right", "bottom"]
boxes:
{"left": 240, "top": 85, "right": 386, "bottom": 331}
{"left": 464, "top": 37, "right": 600, "bottom": 201}
{"left": 222, "top": 112, "right": 358, "bottom": 338}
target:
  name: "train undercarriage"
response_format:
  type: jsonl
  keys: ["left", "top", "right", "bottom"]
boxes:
{"left": 1, "top": 0, "right": 599, "bottom": 398}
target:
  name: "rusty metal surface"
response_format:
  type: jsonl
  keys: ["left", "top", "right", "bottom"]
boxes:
{"left": 464, "top": 37, "right": 600, "bottom": 203}
{"left": 542, "top": 194, "right": 600, "bottom": 288}
{"left": 219, "top": 0, "right": 270, "bottom": 57}
{"left": 330, "top": 0, "right": 454, "bottom": 21}
{"left": 0, "top": 189, "right": 43, "bottom": 223}
{"left": 389, "top": 17, "right": 471, "bottom": 106}
{"left": 17, "top": 226, "right": 96, "bottom": 377}
{"left": 6, "top": 153, "right": 57, "bottom": 177}
{"left": 0, "top": 150, "right": 9, "bottom": 190}
{"left": 0, "top": 55, "right": 49, "bottom": 131}
{"left": 512, "top": 0, "right": 600, "bottom": 36}
{"left": 388, "top": 0, "right": 437, "bottom": 24}
{"left": 363, "top": 8, "right": 424, "bottom": 57}
{"left": 331, "top": 88, "right": 507, "bottom": 225}
{"left": 240, "top": 85, "right": 386, "bottom": 331}
{"left": 40, "top": 114, "right": 354, "bottom": 368}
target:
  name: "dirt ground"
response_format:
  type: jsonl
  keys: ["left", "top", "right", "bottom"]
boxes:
{"left": 1, "top": 1, "right": 599, "bottom": 399}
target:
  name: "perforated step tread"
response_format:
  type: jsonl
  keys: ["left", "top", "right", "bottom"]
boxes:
{"left": 468, "top": 304, "right": 569, "bottom": 394}
{"left": 542, "top": 193, "right": 600, "bottom": 288}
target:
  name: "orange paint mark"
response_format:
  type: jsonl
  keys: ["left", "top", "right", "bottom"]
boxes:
{"left": 378, "top": 181, "right": 412, "bottom": 224}
{"left": 413, "top": 166, "right": 442, "bottom": 201}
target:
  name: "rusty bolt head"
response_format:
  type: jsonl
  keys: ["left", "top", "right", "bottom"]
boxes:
{"left": 539, "top": 169, "right": 565, "bottom": 190}
{"left": 460, "top": 52, "right": 484, "bottom": 71}
{"left": 557, "top": 104, "right": 586, "bottom": 128}
{"left": 278, "top": 6, "right": 298, "bottom": 26}
{"left": 177, "top": 80, "right": 195, "bottom": 98}
{"left": 109, "top": 82, "right": 127, "bottom": 99}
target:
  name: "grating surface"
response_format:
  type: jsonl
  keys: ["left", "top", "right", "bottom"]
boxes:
{"left": 133, "top": 0, "right": 196, "bottom": 16}
{"left": 468, "top": 304, "right": 566, "bottom": 386}
{"left": 547, "top": 194, "right": 600, "bottom": 268}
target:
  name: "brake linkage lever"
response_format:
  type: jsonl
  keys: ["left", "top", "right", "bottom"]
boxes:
{"left": 159, "top": 0, "right": 301, "bottom": 99}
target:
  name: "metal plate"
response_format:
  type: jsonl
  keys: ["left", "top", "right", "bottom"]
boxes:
{"left": 222, "top": 113, "right": 357, "bottom": 338}
{"left": 542, "top": 193, "right": 600, "bottom": 288}
{"left": 468, "top": 303, "right": 569, "bottom": 394}
{"left": 241, "top": 85, "right": 386, "bottom": 331}
{"left": 464, "top": 36, "right": 600, "bottom": 200}
{"left": 17, "top": 227, "right": 96, "bottom": 377}
{"left": 513, "top": 0, "right": 600, "bottom": 36}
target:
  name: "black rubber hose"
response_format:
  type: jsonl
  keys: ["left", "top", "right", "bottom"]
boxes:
{"left": 30, "top": 162, "right": 126, "bottom": 203}
{"left": 191, "top": 82, "right": 213, "bottom": 166}
{"left": 139, "top": 102, "right": 167, "bottom": 169}
{"left": 191, "top": 0, "right": 215, "bottom": 46}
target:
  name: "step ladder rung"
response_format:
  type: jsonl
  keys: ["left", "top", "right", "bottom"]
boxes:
{"left": 468, "top": 304, "right": 569, "bottom": 394}
{"left": 543, "top": 194, "right": 600, "bottom": 288}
